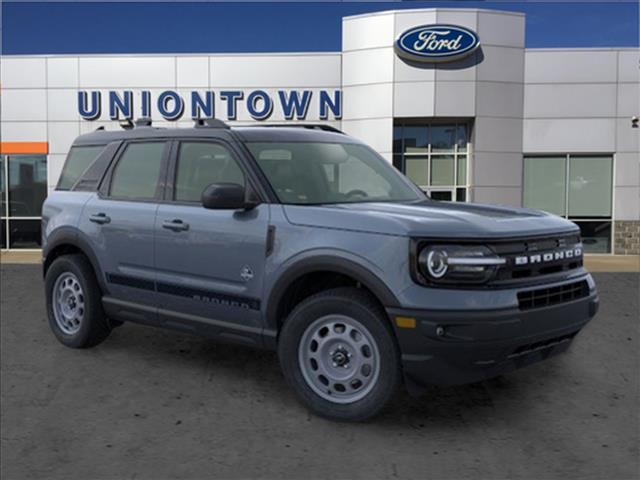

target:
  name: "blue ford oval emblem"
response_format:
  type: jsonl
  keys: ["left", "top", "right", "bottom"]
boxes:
{"left": 395, "top": 24, "right": 480, "bottom": 63}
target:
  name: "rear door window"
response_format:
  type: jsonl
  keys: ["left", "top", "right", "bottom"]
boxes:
{"left": 108, "top": 142, "right": 166, "bottom": 200}
{"left": 57, "top": 145, "right": 106, "bottom": 190}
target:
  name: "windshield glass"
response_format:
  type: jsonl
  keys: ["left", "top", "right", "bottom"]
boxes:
{"left": 246, "top": 142, "right": 422, "bottom": 205}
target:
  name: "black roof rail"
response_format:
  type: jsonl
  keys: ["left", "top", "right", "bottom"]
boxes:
{"left": 135, "top": 117, "right": 152, "bottom": 127}
{"left": 194, "top": 118, "right": 230, "bottom": 129}
{"left": 119, "top": 119, "right": 134, "bottom": 130}
{"left": 252, "top": 124, "right": 344, "bottom": 134}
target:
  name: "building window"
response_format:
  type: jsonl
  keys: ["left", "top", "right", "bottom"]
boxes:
{"left": 393, "top": 121, "right": 470, "bottom": 202}
{"left": 523, "top": 155, "right": 613, "bottom": 254}
{"left": 1, "top": 155, "right": 48, "bottom": 250}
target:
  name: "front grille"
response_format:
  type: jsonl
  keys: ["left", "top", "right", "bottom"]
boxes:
{"left": 517, "top": 280, "right": 589, "bottom": 310}
{"left": 491, "top": 233, "right": 583, "bottom": 284}
{"left": 508, "top": 331, "right": 578, "bottom": 358}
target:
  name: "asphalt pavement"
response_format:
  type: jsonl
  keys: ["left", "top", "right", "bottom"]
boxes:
{"left": 1, "top": 264, "right": 638, "bottom": 480}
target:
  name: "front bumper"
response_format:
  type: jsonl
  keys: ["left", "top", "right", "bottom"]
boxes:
{"left": 387, "top": 277, "right": 599, "bottom": 393}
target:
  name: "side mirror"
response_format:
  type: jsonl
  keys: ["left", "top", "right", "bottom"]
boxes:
{"left": 201, "top": 183, "right": 259, "bottom": 210}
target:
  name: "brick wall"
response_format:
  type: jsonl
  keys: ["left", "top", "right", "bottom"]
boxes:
{"left": 614, "top": 221, "right": 640, "bottom": 255}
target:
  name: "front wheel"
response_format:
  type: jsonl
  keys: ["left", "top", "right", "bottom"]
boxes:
{"left": 278, "top": 287, "right": 401, "bottom": 422}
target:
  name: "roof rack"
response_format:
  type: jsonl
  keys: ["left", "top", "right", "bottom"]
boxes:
{"left": 135, "top": 117, "right": 152, "bottom": 127}
{"left": 118, "top": 118, "right": 154, "bottom": 130}
{"left": 194, "top": 118, "right": 230, "bottom": 129}
{"left": 253, "top": 124, "right": 344, "bottom": 134}
{"left": 119, "top": 119, "right": 134, "bottom": 130}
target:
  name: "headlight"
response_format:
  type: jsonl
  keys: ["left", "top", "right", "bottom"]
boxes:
{"left": 416, "top": 244, "right": 505, "bottom": 285}
{"left": 424, "top": 249, "right": 448, "bottom": 278}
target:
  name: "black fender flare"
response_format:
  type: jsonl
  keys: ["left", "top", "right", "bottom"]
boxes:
{"left": 42, "top": 227, "right": 110, "bottom": 294}
{"left": 264, "top": 254, "right": 400, "bottom": 334}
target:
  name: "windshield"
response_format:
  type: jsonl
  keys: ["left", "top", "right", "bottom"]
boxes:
{"left": 246, "top": 142, "right": 423, "bottom": 205}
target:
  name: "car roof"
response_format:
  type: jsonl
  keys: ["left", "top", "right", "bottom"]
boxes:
{"left": 73, "top": 123, "right": 359, "bottom": 146}
{"left": 233, "top": 126, "right": 358, "bottom": 143}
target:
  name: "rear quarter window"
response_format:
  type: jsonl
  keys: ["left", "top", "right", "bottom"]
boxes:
{"left": 57, "top": 145, "right": 106, "bottom": 190}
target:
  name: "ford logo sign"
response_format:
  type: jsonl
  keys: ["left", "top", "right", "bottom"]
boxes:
{"left": 395, "top": 24, "right": 480, "bottom": 63}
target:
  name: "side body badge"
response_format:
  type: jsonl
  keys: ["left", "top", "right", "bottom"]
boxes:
{"left": 240, "top": 265, "right": 254, "bottom": 282}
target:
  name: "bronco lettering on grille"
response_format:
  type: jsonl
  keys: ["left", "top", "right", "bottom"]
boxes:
{"left": 514, "top": 247, "right": 582, "bottom": 266}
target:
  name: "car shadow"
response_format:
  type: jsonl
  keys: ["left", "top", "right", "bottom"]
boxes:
{"left": 101, "top": 322, "right": 535, "bottom": 427}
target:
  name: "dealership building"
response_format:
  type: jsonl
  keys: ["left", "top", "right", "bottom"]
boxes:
{"left": 1, "top": 8, "right": 638, "bottom": 253}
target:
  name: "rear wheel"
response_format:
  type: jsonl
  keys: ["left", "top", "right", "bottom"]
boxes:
{"left": 45, "top": 254, "right": 112, "bottom": 348}
{"left": 278, "top": 287, "right": 400, "bottom": 421}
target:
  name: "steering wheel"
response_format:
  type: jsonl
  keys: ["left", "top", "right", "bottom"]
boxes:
{"left": 345, "top": 189, "right": 369, "bottom": 199}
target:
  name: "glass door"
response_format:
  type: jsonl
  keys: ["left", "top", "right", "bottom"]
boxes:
{"left": 1, "top": 156, "right": 6, "bottom": 248}
{"left": 1, "top": 155, "right": 48, "bottom": 250}
{"left": 393, "top": 121, "right": 470, "bottom": 202}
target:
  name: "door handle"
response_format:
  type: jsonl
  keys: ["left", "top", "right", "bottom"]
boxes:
{"left": 89, "top": 213, "right": 111, "bottom": 224}
{"left": 162, "top": 219, "right": 189, "bottom": 232}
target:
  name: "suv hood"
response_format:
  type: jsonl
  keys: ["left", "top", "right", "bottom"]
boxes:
{"left": 283, "top": 201, "right": 578, "bottom": 239}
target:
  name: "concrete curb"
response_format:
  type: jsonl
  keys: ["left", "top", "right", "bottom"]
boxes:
{"left": 1, "top": 251, "right": 42, "bottom": 265}
{"left": 2, "top": 250, "right": 639, "bottom": 272}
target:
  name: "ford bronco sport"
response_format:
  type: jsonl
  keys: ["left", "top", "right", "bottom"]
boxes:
{"left": 42, "top": 119, "right": 599, "bottom": 421}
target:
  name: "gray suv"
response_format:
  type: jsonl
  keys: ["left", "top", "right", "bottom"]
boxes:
{"left": 42, "top": 119, "right": 599, "bottom": 421}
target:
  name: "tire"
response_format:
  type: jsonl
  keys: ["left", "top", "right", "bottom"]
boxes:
{"left": 278, "top": 287, "right": 401, "bottom": 422}
{"left": 45, "top": 254, "right": 112, "bottom": 348}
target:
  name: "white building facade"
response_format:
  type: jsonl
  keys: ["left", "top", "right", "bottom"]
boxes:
{"left": 1, "top": 8, "right": 638, "bottom": 253}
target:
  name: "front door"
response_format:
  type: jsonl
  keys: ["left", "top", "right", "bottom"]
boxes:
{"left": 154, "top": 140, "right": 269, "bottom": 339}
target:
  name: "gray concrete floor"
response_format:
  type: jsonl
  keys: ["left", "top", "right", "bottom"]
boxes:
{"left": 1, "top": 265, "right": 638, "bottom": 480}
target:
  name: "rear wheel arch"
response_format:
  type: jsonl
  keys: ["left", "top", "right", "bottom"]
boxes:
{"left": 43, "top": 229, "right": 108, "bottom": 294}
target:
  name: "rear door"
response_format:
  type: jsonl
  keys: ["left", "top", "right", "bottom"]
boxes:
{"left": 80, "top": 140, "right": 170, "bottom": 314}
{"left": 153, "top": 139, "right": 269, "bottom": 340}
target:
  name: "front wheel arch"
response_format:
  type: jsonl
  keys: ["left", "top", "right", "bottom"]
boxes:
{"left": 265, "top": 255, "right": 401, "bottom": 335}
